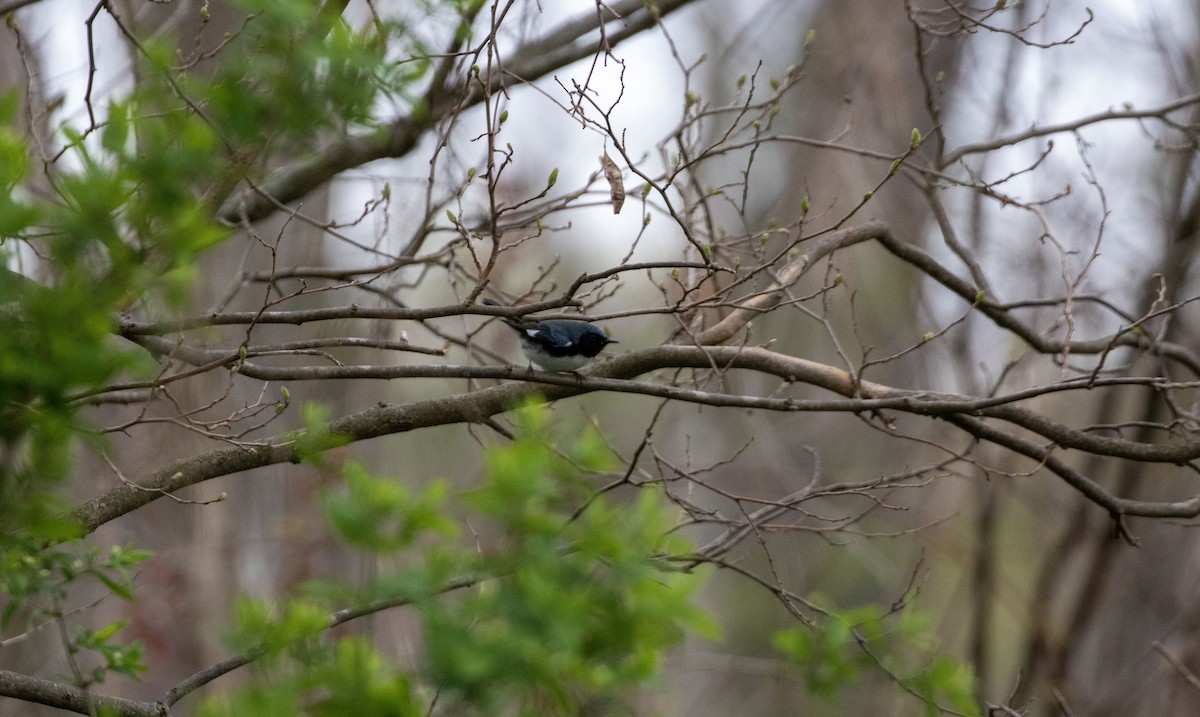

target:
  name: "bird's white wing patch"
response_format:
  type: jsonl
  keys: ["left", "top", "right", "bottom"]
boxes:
{"left": 528, "top": 325, "right": 572, "bottom": 347}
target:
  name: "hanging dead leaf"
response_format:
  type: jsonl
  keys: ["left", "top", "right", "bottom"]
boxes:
{"left": 601, "top": 152, "right": 624, "bottom": 214}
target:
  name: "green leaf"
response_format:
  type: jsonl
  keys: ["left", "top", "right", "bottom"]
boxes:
{"left": 95, "top": 572, "right": 135, "bottom": 602}
{"left": 101, "top": 103, "right": 130, "bottom": 154}
{"left": 324, "top": 462, "right": 457, "bottom": 551}
{"left": 292, "top": 404, "right": 352, "bottom": 464}
{"left": 93, "top": 619, "right": 129, "bottom": 642}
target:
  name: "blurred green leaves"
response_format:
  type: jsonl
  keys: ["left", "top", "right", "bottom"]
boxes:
{"left": 0, "top": 0, "right": 435, "bottom": 536}
{"left": 0, "top": 541, "right": 152, "bottom": 688}
{"left": 292, "top": 403, "right": 353, "bottom": 464}
{"left": 72, "top": 620, "right": 148, "bottom": 686}
{"left": 426, "top": 405, "right": 714, "bottom": 712}
{"left": 324, "top": 462, "right": 456, "bottom": 551}
{"left": 0, "top": 0, "right": 440, "bottom": 703}
{"left": 205, "top": 403, "right": 714, "bottom": 716}
{"left": 177, "top": 0, "right": 429, "bottom": 150}
{"left": 773, "top": 595, "right": 979, "bottom": 716}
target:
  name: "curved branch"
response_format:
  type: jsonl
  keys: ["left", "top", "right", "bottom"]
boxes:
{"left": 0, "top": 670, "right": 161, "bottom": 717}
{"left": 692, "top": 221, "right": 888, "bottom": 345}
{"left": 73, "top": 345, "right": 1200, "bottom": 534}
{"left": 938, "top": 91, "right": 1200, "bottom": 168}
{"left": 871, "top": 227, "right": 1200, "bottom": 376}
{"left": 117, "top": 298, "right": 570, "bottom": 336}
{"left": 0, "top": 569, "right": 488, "bottom": 716}
{"left": 946, "top": 413, "right": 1200, "bottom": 523}
{"left": 160, "top": 572, "right": 483, "bottom": 708}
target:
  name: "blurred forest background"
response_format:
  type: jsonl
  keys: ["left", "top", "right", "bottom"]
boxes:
{"left": 5, "top": 0, "right": 1200, "bottom": 715}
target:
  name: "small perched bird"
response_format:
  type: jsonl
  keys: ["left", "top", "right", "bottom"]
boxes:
{"left": 484, "top": 299, "right": 618, "bottom": 372}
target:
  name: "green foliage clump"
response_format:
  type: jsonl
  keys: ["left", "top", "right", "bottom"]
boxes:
{"left": 0, "top": 0, "right": 428, "bottom": 534}
{"left": 424, "top": 406, "right": 716, "bottom": 712}
{"left": 201, "top": 403, "right": 714, "bottom": 716}
{"left": 0, "top": 540, "right": 153, "bottom": 687}
{"left": 773, "top": 594, "right": 979, "bottom": 716}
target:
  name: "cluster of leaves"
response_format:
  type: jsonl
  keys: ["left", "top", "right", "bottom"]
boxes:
{"left": 0, "top": 71, "right": 218, "bottom": 691}
{"left": 0, "top": 0, "right": 418, "bottom": 700}
{"left": 0, "top": 0, "right": 423, "bottom": 531}
{"left": 0, "top": 0, "right": 423, "bottom": 500}
{"left": 170, "top": 0, "right": 411, "bottom": 147}
{"left": 0, "top": 87, "right": 167, "bottom": 536}
{"left": 773, "top": 595, "right": 978, "bottom": 716}
{"left": 0, "top": 538, "right": 152, "bottom": 687}
{"left": 201, "top": 404, "right": 715, "bottom": 715}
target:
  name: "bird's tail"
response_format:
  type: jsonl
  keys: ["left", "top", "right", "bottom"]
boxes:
{"left": 481, "top": 298, "right": 525, "bottom": 331}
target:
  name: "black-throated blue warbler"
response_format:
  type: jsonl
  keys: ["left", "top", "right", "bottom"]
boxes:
{"left": 483, "top": 299, "right": 618, "bottom": 372}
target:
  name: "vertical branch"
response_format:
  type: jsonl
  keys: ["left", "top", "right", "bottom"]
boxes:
{"left": 471, "top": 0, "right": 518, "bottom": 300}
{"left": 970, "top": 480, "right": 997, "bottom": 702}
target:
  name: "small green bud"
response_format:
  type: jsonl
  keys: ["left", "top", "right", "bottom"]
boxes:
{"left": 547, "top": 168, "right": 558, "bottom": 187}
